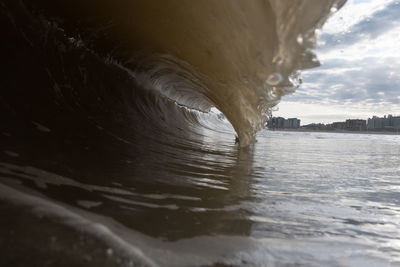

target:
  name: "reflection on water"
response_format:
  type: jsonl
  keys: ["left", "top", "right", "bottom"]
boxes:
{"left": 1, "top": 129, "right": 400, "bottom": 266}
{"left": 0, "top": 114, "right": 254, "bottom": 241}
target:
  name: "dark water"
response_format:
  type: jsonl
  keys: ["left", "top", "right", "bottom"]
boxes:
{"left": 2, "top": 129, "right": 400, "bottom": 266}
{"left": 2, "top": 0, "right": 399, "bottom": 266}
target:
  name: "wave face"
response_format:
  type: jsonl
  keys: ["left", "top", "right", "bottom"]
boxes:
{"left": 1, "top": 0, "right": 343, "bottom": 146}
{"left": 0, "top": 0, "right": 349, "bottom": 266}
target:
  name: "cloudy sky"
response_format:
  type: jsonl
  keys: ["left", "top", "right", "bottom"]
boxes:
{"left": 275, "top": 0, "right": 400, "bottom": 125}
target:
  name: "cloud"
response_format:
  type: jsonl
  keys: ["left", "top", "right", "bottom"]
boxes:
{"left": 276, "top": 0, "right": 400, "bottom": 123}
{"left": 318, "top": 1, "right": 400, "bottom": 51}
{"left": 285, "top": 56, "right": 400, "bottom": 105}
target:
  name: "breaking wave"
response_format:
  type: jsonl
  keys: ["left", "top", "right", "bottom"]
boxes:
{"left": 1, "top": 0, "right": 344, "bottom": 146}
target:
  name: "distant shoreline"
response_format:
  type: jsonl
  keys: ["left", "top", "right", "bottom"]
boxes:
{"left": 267, "top": 128, "right": 400, "bottom": 135}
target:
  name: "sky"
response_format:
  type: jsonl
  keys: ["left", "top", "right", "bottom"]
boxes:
{"left": 275, "top": 0, "right": 400, "bottom": 125}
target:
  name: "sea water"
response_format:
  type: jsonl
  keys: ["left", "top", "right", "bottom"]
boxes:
{"left": 1, "top": 130, "right": 399, "bottom": 266}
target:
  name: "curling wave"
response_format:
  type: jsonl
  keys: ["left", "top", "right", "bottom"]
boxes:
{"left": 0, "top": 0, "right": 344, "bottom": 146}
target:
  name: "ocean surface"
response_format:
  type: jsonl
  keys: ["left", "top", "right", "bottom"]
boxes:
{"left": 1, "top": 130, "right": 400, "bottom": 266}
{"left": 2, "top": 0, "right": 400, "bottom": 266}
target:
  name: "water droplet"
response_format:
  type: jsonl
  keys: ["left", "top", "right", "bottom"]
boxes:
{"left": 272, "top": 55, "right": 284, "bottom": 66}
{"left": 330, "top": 6, "right": 338, "bottom": 13}
{"left": 297, "top": 34, "right": 304, "bottom": 45}
{"left": 288, "top": 71, "right": 302, "bottom": 88}
{"left": 266, "top": 73, "right": 282, "bottom": 86}
{"left": 106, "top": 248, "right": 113, "bottom": 256}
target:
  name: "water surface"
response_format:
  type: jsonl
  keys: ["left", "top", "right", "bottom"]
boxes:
{"left": 1, "top": 131, "right": 399, "bottom": 266}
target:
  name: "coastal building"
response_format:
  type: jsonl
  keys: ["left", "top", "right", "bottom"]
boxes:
{"left": 268, "top": 117, "right": 284, "bottom": 129}
{"left": 292, "top": 118, "right": 301, "bottom": 128}
{"left": 285, "top": 118, "right": 301, "bottom": 128}
{"left": 268, "top": 117, "right": 300, "bottom": 129}
{"left": 393, "top": 116, "right": 400, "bottom": 129}
{"left": 367, "top": 115, "right": 400, "bottom": 130}
{"left": 267, "top": 114, "right": 399, "bottom": 132}
{"left": 345, "top": 119, "right": 366, "bottom": 131}
{"left": 302, "top": 123, "right": 326, "bottom": 130}
{"left": 329, "top": 122, "right": 346, "bottom": 130}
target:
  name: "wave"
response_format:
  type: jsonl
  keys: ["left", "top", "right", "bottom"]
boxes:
{"left": 0, "top": 0, "right": 344, "bottom": 146}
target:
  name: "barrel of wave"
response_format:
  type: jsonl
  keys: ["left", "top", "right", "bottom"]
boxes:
{"left": 80, "top": 0, "right": 345, "bottom": 146}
